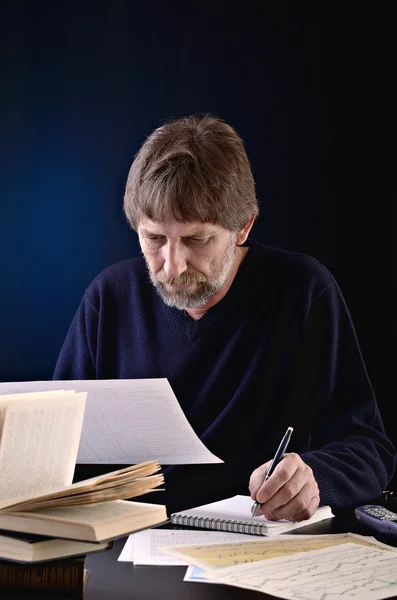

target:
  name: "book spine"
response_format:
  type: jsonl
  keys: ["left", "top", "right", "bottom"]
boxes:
{"left": 0, "top": 559, "right": 85, "bottom": 595}
{"left": 171, "top": 515, "right": 266, "bottom": 535}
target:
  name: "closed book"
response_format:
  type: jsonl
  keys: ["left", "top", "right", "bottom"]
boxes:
{"left": 0, "top": 557, "right": 87, "bottom": 596}
{"left": 171, "top": 495, "right": 334, "bottom": 536}
{"left": 0, "top": 530, "right": 111, "bottom": 563}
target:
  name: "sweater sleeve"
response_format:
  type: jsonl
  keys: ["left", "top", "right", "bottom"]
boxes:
{"left": 53, "top": 293, "right": 98, "bottom": 380}
{"left": 299, "top": 281, "right": 396, "bottom": 508}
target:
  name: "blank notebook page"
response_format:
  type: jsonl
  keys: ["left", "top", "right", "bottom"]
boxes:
{"left": 177, "top": 495, "right": 266, "bottom": 522}
{"left": 171, "top": 495, "right": 334, "bottom": 535}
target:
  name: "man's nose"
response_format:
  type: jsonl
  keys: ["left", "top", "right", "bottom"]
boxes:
{"left": 162, "top": 243, "right": 187, "bottom": 279}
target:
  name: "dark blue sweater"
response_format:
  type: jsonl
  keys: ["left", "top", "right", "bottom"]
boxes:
{"left": 53, "top": 239, "right": 396, "bottom": 513}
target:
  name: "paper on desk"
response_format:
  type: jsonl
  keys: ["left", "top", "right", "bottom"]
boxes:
{"left": 160, "top": 532, "right": 397, "bottom": 570}
{"left": 184, "top": 565, "right": 212, "bottom": 583}
{"left": 202, "top": 542, "right": 397, "bottom": 600}
{"left": 0, "top": 379, "right": 223, "bottom": 464}
{"left": 118, "top": 528, "right": 254, "bottom": 565}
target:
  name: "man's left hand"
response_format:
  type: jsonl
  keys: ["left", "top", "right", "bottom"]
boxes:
{"left": 249, "top": 453, "right": 320, "bottom": 522}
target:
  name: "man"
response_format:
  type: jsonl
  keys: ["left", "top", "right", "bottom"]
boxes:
{"left": 54, "top": 115, "right": 396, "bottom": 519}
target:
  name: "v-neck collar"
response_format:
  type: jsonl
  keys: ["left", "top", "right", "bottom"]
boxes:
{"left": 168, "top": 306, "right": 212, "bottom": 341}
{"left": 161, "top": 239, "right": 264, "bottom": 342}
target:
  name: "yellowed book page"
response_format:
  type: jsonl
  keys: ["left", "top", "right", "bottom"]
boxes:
{"left": 0, "top": 390, "right": 70, "bottom": 434}
{"left": 0, "top": 460, "right": 163, "bottom": 512}
{"left": 0, "top": 392, "right": 86, "bottom": 501}
{"left": 14, "top": 499, "right": 165, "bottom": 525}
{"left": 160, "top": 532, "right": 397, "bottom": 570}
{"left": 9, "top": 473, "right": 164, "bottom": 511}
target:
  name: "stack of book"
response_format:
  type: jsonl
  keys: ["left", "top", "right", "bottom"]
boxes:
{"left": 0, "top": 388, "right": 168, "bottom": 596}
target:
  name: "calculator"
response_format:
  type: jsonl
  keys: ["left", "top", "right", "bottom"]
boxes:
{"left": 355, "top": 504, "right": 397, "bottom": 536}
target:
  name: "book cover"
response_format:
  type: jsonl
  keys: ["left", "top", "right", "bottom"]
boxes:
{"left": 0, "top": 557, "right": 87, "bottom": 596}
{"left": 0, "top": 530, "right": 112, "bottom": 563}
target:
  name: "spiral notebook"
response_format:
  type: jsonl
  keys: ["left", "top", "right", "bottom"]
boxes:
{"left": 171, "top": 495, "right": 334, "bottom": 536}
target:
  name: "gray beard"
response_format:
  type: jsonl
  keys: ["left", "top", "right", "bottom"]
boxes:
{"left": 148, "top": 239, "right": 236, "bottom": 310}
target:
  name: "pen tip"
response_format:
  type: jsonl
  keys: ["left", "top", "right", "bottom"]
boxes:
{"left": 288, "top": 427, "right": 294, "bottom": 433}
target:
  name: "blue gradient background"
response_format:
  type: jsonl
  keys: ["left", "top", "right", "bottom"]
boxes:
{"left": 0, "top": 3, "right": 395, "bottom": 479}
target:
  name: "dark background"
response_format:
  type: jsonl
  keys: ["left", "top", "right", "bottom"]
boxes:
{"left": 0, "top": 3, "right": 395, "bottom": 487}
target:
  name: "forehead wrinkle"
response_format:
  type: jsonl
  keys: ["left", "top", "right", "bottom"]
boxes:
{"left": 139, "top": 228, "right": 164, "bottom": 237}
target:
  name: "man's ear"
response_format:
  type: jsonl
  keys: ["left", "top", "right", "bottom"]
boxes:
{"left": 236, "top": 215, "right": 256, "bottom": 245}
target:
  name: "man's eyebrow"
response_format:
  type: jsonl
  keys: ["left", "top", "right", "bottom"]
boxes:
{"left": 140, "top": 229, "right": 164, "bottom": 236}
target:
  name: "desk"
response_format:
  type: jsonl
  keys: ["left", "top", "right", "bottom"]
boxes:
{"left": 3, "top": 512, "right": 397, "bottom": 599}
{"left": 83, "top": 511, "right": 397, "bottom": 600}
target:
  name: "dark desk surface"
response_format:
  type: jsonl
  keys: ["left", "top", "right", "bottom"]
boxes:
{"left": 4, "top": 510, "right": 397, "bottom": 600}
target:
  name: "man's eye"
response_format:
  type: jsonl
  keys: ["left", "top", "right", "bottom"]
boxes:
{"left": 187, "top": 237, "right": 206, "bottom": 244}
{"left": 147, "top": 236, "right": 164, "bottom": 242}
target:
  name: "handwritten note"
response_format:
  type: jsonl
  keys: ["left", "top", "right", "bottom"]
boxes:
{"left": 160, "top": 532, "right": 397, "bottom": 570}
{"left": 202, "top": 542, "right": 397, "bottom": 600}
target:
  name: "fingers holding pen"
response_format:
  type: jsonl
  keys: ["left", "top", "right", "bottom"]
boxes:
{"left": 249, "top": 453, "right": 319, "bottom": 522}
{"left": 249, "top": 453, "right": 299, "bottom": 505}
{"left": 249, "top": 461, "right": 272, "bottom": 501}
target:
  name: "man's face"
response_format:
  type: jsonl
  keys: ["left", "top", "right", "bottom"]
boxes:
{"left": 137, "top": 218, "right": 238, "bottom": 309}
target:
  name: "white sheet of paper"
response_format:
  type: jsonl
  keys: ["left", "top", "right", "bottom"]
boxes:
{"left": 203, "top": 542, "right": 397, "bottom": 600}
{"left": 117, "top": 529, "right": 254, "bottom": 565}
{"left": 0, "top": 379, "right": 223, "bottom": 464}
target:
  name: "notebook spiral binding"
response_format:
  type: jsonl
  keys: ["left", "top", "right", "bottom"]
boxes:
{"left": 171, "top": 514, "right": 266, "bottom": 535}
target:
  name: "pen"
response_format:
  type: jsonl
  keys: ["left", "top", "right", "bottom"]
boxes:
{"left": 251, "top": 426, "right": 294, "bottom": 517}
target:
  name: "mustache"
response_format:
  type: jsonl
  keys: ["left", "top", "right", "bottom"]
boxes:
{"left": 155, "top": 270, "right": 206, "bottom": 286}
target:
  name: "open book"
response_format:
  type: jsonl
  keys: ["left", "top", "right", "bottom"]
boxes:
{"left": 171, "top": 495, "right": 334, "bottom": 536}
{"left": 0, "top": 498, "right": 168, "bottom": 543}
{"left": 0, "top": 389, "right": 87, "bottom": 500}
{"left": 0, "top": 390, "right": 167, "bottom": 542}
